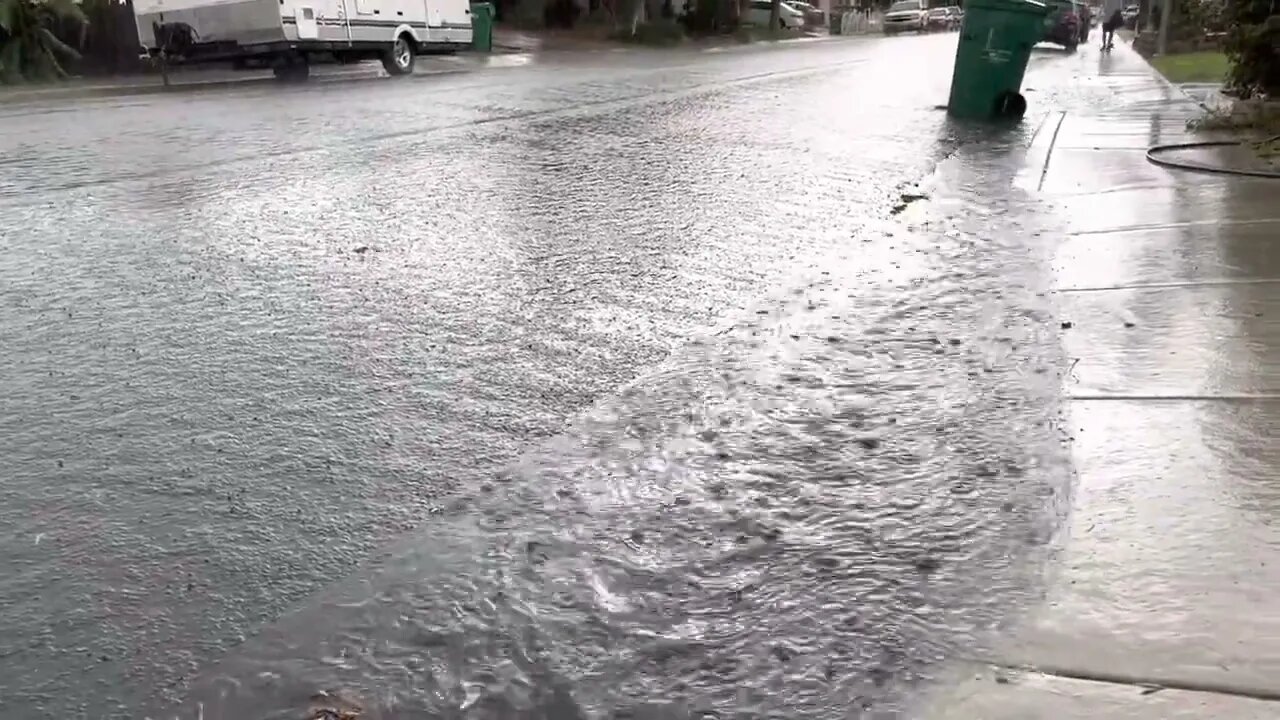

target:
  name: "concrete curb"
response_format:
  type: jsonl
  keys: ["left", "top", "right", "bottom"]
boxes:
{"left": 694, "top": 32, "right": 870, "bottom": 54}
{"left": 496, "top": 30, "right": 855, "bottom": 56}
{"left": 1, "top": 77, "right": 276, "bottom": 104}
{"left": 1, "top": 32, "right": 857, "bottom": 106}
{"left": 0, "top": 66, "right": 471, "bottom": 106}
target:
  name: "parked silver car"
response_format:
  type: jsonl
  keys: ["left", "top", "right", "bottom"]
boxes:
{"left": 883, "top": 0, "right": 929, "bottom": 33}
{"left": 785, "top": 0, "right": 826, "bottom": 25}
{"left": 925, "top": 5, "right": 961, "bottom": 30}
{"left": 746, "top": 0, "right": 807, "bottom": 28}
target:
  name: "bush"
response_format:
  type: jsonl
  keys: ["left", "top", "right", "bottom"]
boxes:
{"left": 0, "top": 0, "right": 86, "bottom": 82}
{"left": 681, "top": 1, "right": 719, "bottom": 32}
{"left": 67, "top": 0, "right": 145, "bottom": 75}
{"left": 678, "top": 0, "right": 742, "bottom": 34}
{"left": 610, "top": 18, "right": 686, "bottom": 44}
{"left": 1223, "top": 0, "right": 1280, "bottom": 97}
{"left": 1188, "top": 95, "right": 1280, "bottom": 132}
{"left": 1173, "top": 0, "right": 1225, "bottom": 37}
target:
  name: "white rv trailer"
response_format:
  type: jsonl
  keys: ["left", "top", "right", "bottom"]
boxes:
{"left": 133, "top": 0, "right": 473, "bottom": 79}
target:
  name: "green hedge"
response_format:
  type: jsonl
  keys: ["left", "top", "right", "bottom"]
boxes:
{"left": 609, "top": 19, "right": 687, "bottom": 45}
{"left": 1223, "top": 0, "right": 1279, "bottom": 97}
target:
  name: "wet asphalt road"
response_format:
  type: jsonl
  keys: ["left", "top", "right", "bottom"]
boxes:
{"left": 1, "top": 34, "right": 1099, "bottom": 719}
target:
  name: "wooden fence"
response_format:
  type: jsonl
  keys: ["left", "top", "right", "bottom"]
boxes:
{"left": 74, "top": 0, "right": 147, "bottom": 75}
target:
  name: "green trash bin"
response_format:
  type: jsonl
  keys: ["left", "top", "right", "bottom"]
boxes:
{"left": 470, "top": 2, "right": 494, "bottom": 52}
{"left": 946, "top": 0, "right": 1047, "bottom": 120}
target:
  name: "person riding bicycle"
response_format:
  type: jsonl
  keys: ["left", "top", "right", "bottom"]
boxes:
{"left": 1101, "top": 0, "right": 1123, "bottom": 48}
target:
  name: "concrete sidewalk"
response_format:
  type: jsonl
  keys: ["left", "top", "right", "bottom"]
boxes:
{"left": 924, "top": 42, "right": 1280, "bottom": 719}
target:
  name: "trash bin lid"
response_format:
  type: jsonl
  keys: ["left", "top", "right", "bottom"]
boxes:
{"left": 965, "top": 0, "right": 1048, "bottom": 15}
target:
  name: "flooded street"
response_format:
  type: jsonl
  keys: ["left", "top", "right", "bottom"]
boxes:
{"left": 2, "top": 35, "right": 1115, "bottom": 719}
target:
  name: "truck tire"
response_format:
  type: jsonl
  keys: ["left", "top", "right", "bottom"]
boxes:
{"left": 382, "top": 34, "right": 416, "bottom": 76}
{"left": 271, "top": 53, "right": 309, "bottom": 82}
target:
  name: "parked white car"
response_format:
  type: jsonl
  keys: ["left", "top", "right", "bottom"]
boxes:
{"left": 746, "top": 0, "right": 807, "bottom": 29}
{"left": 883, "top": 0, "right": 929, "bottom": 33}
{"left": 134, "top": 0, "right": 471, "bottom": 80}
{"left": 786, "top": 0, "right": 825, "bottom": 25}
{"left": 1121, "top": 3, "right": 1140, "bottom": 26}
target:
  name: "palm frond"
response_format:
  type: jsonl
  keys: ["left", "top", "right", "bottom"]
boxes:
{"left": 0, "top": 37, "right": 22, "bottom": 82}
{"left": 0, "top": 0, "right": 19, "bottom": 33}
{"left": 0, "top": 0, "right": 87, "bottom": 81}
{"left": 30, "top": 42, "right": 66, "bottom": 78}
{"left": 37, "top": 0, "right": 87, "bottom": 25}
{"left": 38, "top": 24, "right": 79, "bottom": 58}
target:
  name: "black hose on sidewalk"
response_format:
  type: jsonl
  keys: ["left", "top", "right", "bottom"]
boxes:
{"left": 1146, "top": 134, "right": 1280, "bottom": 179}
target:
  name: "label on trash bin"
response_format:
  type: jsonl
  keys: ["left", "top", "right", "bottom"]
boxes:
{"left": 983, "top": 28, "right": 1012, "bottom": 63}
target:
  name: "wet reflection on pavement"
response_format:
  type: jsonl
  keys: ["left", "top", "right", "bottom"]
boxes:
{"left": 964, "top": 40, "right": 1280, "bottom": 716}
{"left": 4, "top": 31, "right": 1271, "bottom": 720}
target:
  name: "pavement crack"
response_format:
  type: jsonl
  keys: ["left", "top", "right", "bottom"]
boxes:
{"left": 1036, "top": 111, "right": 1066, "bottom": 192}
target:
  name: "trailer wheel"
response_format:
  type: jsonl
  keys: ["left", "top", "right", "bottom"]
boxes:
{"left": 382, "top": 34, "right": 416, "bottom": 76}
{"left": 271, "top": 53, "right": 310, "bottom": 82}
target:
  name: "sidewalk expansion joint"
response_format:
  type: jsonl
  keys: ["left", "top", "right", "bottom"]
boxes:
{"left": 1071, "top": 217, "right": 1280, "bottom": 235}
{"left": 1058, "top": 278, "right": 1280, "bottom": 293}
{"left": 1070, "top": 394, "right": 1280, "bottom": 402}
{"left": 994, "top": 662, "right": 1280, "bottom": 703}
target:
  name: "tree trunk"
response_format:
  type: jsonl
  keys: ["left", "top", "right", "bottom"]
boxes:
{"left": 516, "top": 0, "right": 549, "bottom": 27}
{"left": 769, "top": 0, "right": 781, "bottom": 32}
{"left": 628, "top": 0, "right": 646, "bottom": 34}
{"left": 1155, "top": 0, "right": 1171, "bottom": 54}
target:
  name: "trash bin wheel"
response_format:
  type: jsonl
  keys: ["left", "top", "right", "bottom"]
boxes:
{"left": 994, "top": 90, "right": 1027, "bottom": 118}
